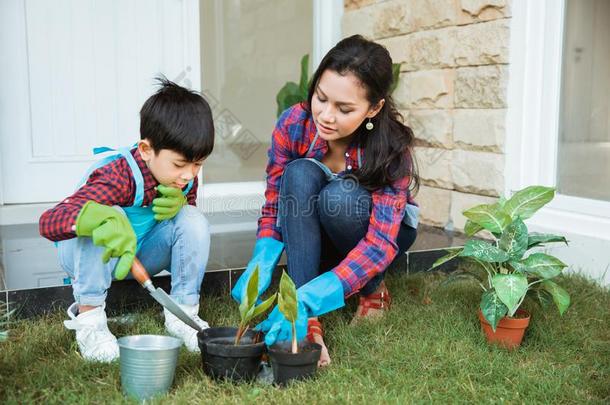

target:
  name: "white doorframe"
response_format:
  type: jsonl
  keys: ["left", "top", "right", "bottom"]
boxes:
{"left": 313, "top": 0, "right": 344, "bottom": 68}
{"left": 505, "top": 0, "right": 610, "bottom": 241}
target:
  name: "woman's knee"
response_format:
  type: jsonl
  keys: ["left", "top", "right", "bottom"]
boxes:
{"left": 281, "top": 159, "right": 327, "bottom": 196}
{"left": 319, "top": 178, "right": 371, "bottom": 223}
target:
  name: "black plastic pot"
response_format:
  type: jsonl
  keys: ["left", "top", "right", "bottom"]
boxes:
{"left": 197, "top": 327, "right": 255, "bottom": 351}
{"left": 199, "top": 329, "right": 265, "bottom": 382}
{"left": 268, "top": 341, "right": 322, "bottom": 385}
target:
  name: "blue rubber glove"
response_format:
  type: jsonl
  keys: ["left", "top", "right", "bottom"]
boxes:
{"left": 256, "top": 271, "right": 345, "bottom": 347}
{"left": 231, "top": 237, "right": 284, "bottom": 303}
{"left": 256, "top": 303, "right": 308, "bottom": 345}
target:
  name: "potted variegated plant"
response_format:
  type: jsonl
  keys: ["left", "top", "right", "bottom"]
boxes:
{"left": 431, "top": 186, "right": 571, "bottom": 348}
{"left": 267, "top": 270, "right": 321, "bottom": 385}
{"left": 199, "top": 266, "right": 276, "bottom": 382}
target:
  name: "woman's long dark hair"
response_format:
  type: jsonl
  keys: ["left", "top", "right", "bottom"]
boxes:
{"left": 305, "top": 35, "right": 419, "bottom": 194}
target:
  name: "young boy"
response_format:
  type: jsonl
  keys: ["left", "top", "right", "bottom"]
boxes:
{"left": 39, "top": 78, "right": 214, "bottom": 362}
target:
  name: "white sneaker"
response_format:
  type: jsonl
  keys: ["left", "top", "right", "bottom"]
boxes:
{"left": 164, "top": 304, "right": 209, "bottom": 352}
{"left": 63, "top": 303, "right": 119, "bottom": 362}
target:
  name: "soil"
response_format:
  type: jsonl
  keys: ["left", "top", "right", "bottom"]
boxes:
{"left": 506, "top": 309, "right": 530, "bottom": 320}
{"left": 213, "top": 337, "right": 257, "bottom": 346}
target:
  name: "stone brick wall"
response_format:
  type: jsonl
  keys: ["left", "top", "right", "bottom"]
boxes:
{"left": 343, "top": 0, "right": 511, "bottom": 231}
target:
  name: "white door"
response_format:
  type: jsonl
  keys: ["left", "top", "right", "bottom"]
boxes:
{"left": 0, "top": 0, "right": 200, "bottom": 204}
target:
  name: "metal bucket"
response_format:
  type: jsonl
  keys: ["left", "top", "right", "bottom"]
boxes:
{"left": 118, "top": 335, "right": 181, "bottom": 401}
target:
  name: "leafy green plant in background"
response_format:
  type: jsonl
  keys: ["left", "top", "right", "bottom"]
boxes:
{"left": 276, "top": 55, "right": 310, "bottom": 117}
{"left": 276, "top": 54, "right": 402, "bottom": 118}
{"left": 235, "top": 265, "right": 277, "bottom": 345}
{"left": 277, "top": 270, "right": 299, "bottom": 353}
{"left": 430, "top": 186, "right": 571, "bottom": 331}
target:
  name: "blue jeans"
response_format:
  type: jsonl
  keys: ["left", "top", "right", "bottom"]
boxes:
{"left": 278, "top": 159, "right": 417, "bottom": 296}
{"left": 58, "top": 205, "right": 210, "bottom": 306}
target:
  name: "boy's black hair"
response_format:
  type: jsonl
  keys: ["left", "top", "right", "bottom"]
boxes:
{"left": 140, "top": 76, "right": 214, "bottom": 161}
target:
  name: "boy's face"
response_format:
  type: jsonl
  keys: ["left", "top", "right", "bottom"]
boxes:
{"left": 138, "top": 140, "right": 203, "bottom": 188}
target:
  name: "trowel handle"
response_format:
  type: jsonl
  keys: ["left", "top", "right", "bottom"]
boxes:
{"left": 131, "top": 258, "right": 153, "bottom": 290}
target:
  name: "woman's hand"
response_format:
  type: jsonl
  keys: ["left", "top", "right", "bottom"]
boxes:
{"left": 256, "top": 303, "right": 308, "bottom": 346}
{"left": 231, "top": 237, "right": 284, "bottom": 303}
{"left": 255, "top": 272, "right": 345, "bottom": 346}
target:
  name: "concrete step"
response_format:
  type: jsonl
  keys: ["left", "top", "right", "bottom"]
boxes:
{"left": 1, "top": 224, "right": 467, "bottom": 319}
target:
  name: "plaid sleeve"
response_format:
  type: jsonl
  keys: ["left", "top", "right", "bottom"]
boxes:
{"left": 38, "top": 159, "right": 134, "bottom": 242}
{"left": 331, "top": 175, "right": 410, "bottom": 297}
{"left": 186, "top": 176, "right": 199, "bottom": 206}
{"left": 256, "top": 107, "right": 303, "bottom": 241}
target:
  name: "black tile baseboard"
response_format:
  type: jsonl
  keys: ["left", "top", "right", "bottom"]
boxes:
{"left": 3, "top": 225, "right": 466, "bottom": 319}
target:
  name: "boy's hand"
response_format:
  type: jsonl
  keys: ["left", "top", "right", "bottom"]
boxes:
{"left": 152, "top": 185, "right": 187, "bottom": 221}
{"left": 75, "top": 201, "right": 136, "bottom": 280}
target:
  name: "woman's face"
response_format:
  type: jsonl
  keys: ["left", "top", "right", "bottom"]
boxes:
{"left": 311, "top": 69, "right": 383, "bottom": 142}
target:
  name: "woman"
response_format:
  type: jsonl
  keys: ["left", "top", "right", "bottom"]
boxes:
{"left": 232, "top": 35, "right": 419, "bottom": 366}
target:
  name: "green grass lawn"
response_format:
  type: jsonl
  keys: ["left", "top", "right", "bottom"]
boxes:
{"left": 1, "top": 272, "right": 608, "bottom": 404}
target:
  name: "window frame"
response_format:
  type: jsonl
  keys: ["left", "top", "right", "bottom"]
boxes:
{"left": 505, "top": 0, "right": 610, "bottom": 240}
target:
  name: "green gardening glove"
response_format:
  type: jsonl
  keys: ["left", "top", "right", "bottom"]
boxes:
{"left": 75, "top": 201, "right": 137, "bottom": 280}
{"left": 152, "top": 184, "right": 187, "bottom": 221}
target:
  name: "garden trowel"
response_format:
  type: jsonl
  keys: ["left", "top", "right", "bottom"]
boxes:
{"left": 131, "top": 258, "right": 205, "bottom": 333}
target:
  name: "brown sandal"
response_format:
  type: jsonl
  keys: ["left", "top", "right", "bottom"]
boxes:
{"left": 306, "top": 319, "right": 323, "bottom": 343}
{"left": 354, "top": 282, "right": 391, "bottom": 319}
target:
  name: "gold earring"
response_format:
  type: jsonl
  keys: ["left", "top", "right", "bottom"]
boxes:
{"left": 366, "top": 118, "right": 374, "bottom": 130}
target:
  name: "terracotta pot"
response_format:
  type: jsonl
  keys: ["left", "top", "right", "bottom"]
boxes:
{"left": 478, "top": 309, "right": 531, "bottom": 349}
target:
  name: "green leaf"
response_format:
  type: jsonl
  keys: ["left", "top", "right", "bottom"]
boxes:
{"left": 480, "top": 290, "right": 508, "bottom": 331}
{"left": 541, "top": 280, "right": 570, "bottom": 315}
{"left": 499, "top": 218, "right": 529, "bottom": 260}
{"left": 0, "top": 331, "right": 7, "bottom": 342}
{"left": 298, "top": 54, "right": 310, "bottom": 94}
{"left": 460, "top": 240, "right": 509, "bottom": 263}
{"left": 531, "top": 287, "right": 554, "bottom": 310}
{"left": 509, "top": 260, "right": 528, "bottom": 274}
{"left": 527, "top": 232, "right": 568, "bottom": 249}
{"left": 276, "top": 54, "right": 311, "bottom": 117}
{"left": 429, "top": 248, "right": 462, "bottom": 271}
{"left": 522, "top": 253, "right": 567, "bottom": 279}
{"left": 390, "top": 63, "right": 402, "bottom": 95}
{"left": 278, "top": 270, "right": 298, "bottom": 322}
{"left": 276, "top": 82, "right": 301, "bottom": 117}
{"left": 239, "top": 265, "right": 260, "bottom": 323}
{"left": 503, "top": 186, "right": 555, "bottom": 220}
{"left": 492, "top": 273, "right": 528, "bottom": 316}
{"left": 250, "top": 293, "right": 277, "bottom": 320}
{"left": 467, "top": 257, "right": 497, "bottom": 278}
{"left": 464, "top": 220, "right": 484, "bottom": 236}
{"left": 463, "top": 203, "right": 512, "bottom": 234}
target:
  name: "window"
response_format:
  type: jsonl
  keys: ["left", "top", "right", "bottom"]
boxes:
{"left": 558, "top": 0, "right": 610, "bottom": 202}
{"left": 200, "top": 0, "right": 313, "bottom": 183}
